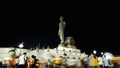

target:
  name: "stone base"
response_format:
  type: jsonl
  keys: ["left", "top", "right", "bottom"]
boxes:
{"left": 67, "top": 45, "right": 76, "bottom": 48}
{"left": 58, "top": 44, "right": 65, "bottom": 48}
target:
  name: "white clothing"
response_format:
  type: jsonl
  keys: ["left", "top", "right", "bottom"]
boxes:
{"left": 19, "top": 55, "right": 26, "bottom": 65}
{"left": 88, "top": 56, "right": 93, "bottom": 66}
{"left": 98, "top": 57, "right": 103, "bottom": 65}
{"left": 15, "top": 58, "right": 19, "bottom": 64}
{"left": 67, "top": 58, "right": 77, "bottom": 66}
{"left": 103, "top": 57, "right": 109, "bottom": 66}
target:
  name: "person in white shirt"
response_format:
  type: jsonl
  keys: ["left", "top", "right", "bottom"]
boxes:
{"left": 18, "top": 52, "right": 27, "bottom": 68}
{"left": 103, "top": 55, "right": 109, "bottom": 68}
{"left": 98, "top": 56, "right": 104, "bottom": 68}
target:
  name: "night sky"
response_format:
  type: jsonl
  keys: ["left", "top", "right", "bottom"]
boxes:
{"left": 0, "top": 2, "right": 119, "bottom": 55}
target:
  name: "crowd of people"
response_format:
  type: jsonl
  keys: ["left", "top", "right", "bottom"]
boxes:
{"left": 1, "top": 52, "right": 40, "bottom": 68}
{"left": 1, "top": 52, "right": 120, "bottom": 68}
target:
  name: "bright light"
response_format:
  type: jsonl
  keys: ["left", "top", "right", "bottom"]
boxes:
{"left": 93, "top": 50, "right": 97, "bottom": 54}
{"left": 101, "top": 52, "right": 103, "bottom": 55}
{"left": 19, "top": 42, "right": 24, "bottom": 48}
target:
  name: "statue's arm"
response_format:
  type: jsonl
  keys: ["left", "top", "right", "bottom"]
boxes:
{"left": 63, "top": 21, "right": 66, "bottom": 28}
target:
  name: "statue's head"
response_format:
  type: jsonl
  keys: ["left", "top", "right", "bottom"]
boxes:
{"left": 60, "top": 16, "right": 64, "bottom": 21}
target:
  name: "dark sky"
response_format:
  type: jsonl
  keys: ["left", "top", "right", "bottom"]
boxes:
{"left": 0, "top": 2, "right": 119, "bottom": 55}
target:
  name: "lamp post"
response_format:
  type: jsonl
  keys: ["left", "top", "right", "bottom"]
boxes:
{"left": 101, "top": 52, "right": 104, "bottom": 57}
{"left": 19, "top": 42, "right": 24, "bottom": 55}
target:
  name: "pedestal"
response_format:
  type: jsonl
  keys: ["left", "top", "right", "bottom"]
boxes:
{"left": 58, "top": 44, "right": 65, "bottom": 48}
{"left": 67, "top": 45, "right": 76, "bottom": 48}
